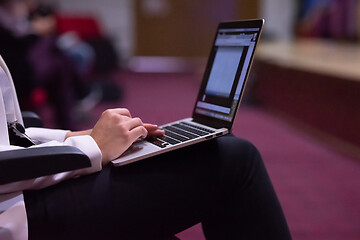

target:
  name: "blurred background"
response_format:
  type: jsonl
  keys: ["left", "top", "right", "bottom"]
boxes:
{"left": 1, "top": 0, "right": 359, "bottom": 239}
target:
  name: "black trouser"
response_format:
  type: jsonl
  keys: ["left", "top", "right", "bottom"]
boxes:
{"left": 24, "top": 135, "right": 292, "bottom": 240}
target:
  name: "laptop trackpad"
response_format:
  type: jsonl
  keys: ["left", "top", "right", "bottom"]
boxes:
{"left": 112, "top": 140, "right": 160, "bottom": 166}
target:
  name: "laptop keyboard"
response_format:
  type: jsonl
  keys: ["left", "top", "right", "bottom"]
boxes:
{"left": 147, "top": 121, "right": 215, "bottom": 148}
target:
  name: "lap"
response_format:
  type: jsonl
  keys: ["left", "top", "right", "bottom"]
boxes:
{"left": 25, "top": 135, "right": 260, "bottom": 240}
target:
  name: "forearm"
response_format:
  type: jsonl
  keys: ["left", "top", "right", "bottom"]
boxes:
{"left": 65, "top": 129, "right": 92, "bottom": 139}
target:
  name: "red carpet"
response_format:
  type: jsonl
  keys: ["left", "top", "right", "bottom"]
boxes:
{"left": 52, "top": 71, "right": 360, "bottom": 240}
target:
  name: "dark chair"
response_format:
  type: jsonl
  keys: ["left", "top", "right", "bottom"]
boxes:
{"left": 0, "top": 112, "right": 91, "bottom": 185}
{"left": 21, "top": 111, "right": 45, "bottom": 128}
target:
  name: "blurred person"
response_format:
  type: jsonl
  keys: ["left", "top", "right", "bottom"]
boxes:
{"left": 0, "top": 0, "right": 37, "bottom": 106}
{"left": 0, "top": 56, "right": 291, "bottom": 240}
{"left": 30, "top": 3, "right": 95, "bottom": 78}
{"left": 0, "top": 0, "right": 87, "bottom": 129}
{"left": 57, "top": 31, "right": 95, "bottom": 77}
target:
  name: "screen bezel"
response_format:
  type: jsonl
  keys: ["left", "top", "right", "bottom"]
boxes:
{"left": 192, "top": 19, "right": 264, "bottom": 130}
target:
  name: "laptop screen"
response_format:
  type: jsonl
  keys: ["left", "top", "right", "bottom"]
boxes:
{"left": 192, "top": 20, "right": 263, "bottom": 129}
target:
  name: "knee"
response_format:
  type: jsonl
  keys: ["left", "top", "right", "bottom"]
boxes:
{"left": 219, "top": 136, "right": 261, "bottom": 163}
{"left": 217, "top": 135, "right": 263, "bottom": 179}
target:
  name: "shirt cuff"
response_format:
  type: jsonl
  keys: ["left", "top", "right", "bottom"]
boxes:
{"left": 25, "top": 127, "right": 69, "bottom": 143}
{"left": 63, "top": 135, "right": 102, "bottom": 174}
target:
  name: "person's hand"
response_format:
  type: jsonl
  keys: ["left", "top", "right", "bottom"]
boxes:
{"left": 90, "top": 108, "right": 148, "bottom": 166}
{"left": 64, "top": 124, "right": 165, "bottom": 139}
{"left": 144, "top": 124, "right": 165, "bottom": 138}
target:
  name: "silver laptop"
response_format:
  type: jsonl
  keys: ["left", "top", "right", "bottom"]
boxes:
{"left": 112, "top": 19, "right": 264, "bottom": 166}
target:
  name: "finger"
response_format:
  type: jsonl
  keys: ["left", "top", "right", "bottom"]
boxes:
{"left": 143, "top": 123, "right": 159, "bottom": 131}
{"left": 123, "top": 117, "right": 144, "bottom": 131}
{"left": 144, "top": 124, "right": 165, "bottom": 136}
{"left": 129, "top": 126, "right": 148, "bottom": 141}
{"left": 148, "top": 129, "right": 165, "bottom": 137}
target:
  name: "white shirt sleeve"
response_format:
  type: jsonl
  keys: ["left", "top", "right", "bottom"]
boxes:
{"left": 25, "top": 127, "right": 70, "bottom": 143}
{"left": 0, "top": 131, "right": 102, "bottom": 194}
{"left": 0, "top": 128, "right": 103, "bottom": 240}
